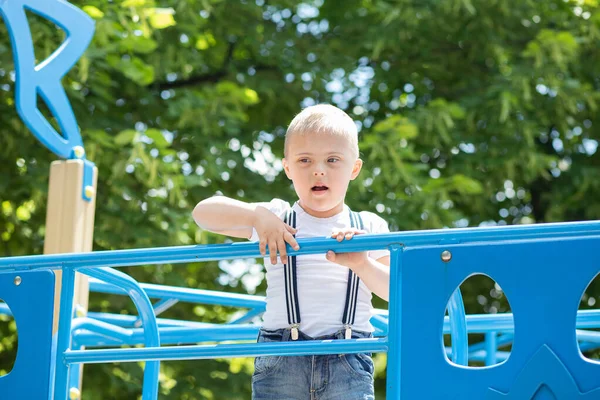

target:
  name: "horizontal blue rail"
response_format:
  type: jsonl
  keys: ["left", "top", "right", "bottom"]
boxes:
{"left": 89, "top": 278, "right": 266, "bottom": 309}
{"left": 2, "top": 220, "right": 600, "bottom": 271}
{"left": 63, "top": 338, "right": 389, "bottom": 364}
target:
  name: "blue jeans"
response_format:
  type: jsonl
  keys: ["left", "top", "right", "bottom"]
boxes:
{"left": 252, "top": 328, "right": 375, "bottom": 400}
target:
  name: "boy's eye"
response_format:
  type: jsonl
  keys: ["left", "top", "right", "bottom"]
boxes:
{"left": 299, "top": 158, "right": 310, "bottom": 163}
{"left": 327, "top": 158, "right": 339, "bottom": 163}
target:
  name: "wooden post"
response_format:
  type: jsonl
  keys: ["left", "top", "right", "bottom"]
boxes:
{"left": 44, "top": 159, "right": 97, "bottom": 395}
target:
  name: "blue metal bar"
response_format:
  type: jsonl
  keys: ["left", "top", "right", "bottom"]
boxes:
{"left": 443, "top": 313, "right": 514, "bottom": 332}
{"left": 579, "top": 341, "right": 600, "bottom": 352}
{"left": 90, "top": 279, "right": 266, "bottom": 309}
{"left": 72, "top": 318, "right": 134, "bottom": 343}
{"left": 74, "top": 324, "right": 261, "bottom": 348}
{"left": 227, "top": 308, "right": 265, "bottom": 324}
{"left": 63, "top": 338, "right": 389, "bottom": 364}
{"left": 134, "top": 298, "right": 179, "bottom": 328}
{"left": 442, "top": 310, "right": 600, "bottom": 332}
{"left": 448, "top": 288, "right": 468, "bottom": 365}
{"left": 463, "top": 349, "right": 510, "bottom": 363}
{"left": 67, "top": 360, "right": 81, "bottom": 400}
{"left": 370, "top": 314, "right": 389, "bottom": 336}
{"left": 576, "top": 329, "right": 600, "bottom": 343}
{"left": 2, "top": 220, "right": 600, "bottom": 270}
{"left": 386, "top": 244, "right": 402, "bottom": 400}
{"left": 87, "top": 312, "right": 212, "bottom": 328}
{"left": 468, "top": 333, "right": 513, "bottom": 355}
{"left": 81, "top": 268, "right": 159, "bottom": 400}
{"left": 485, "top": 331, "right": 497, "bottom": 365}
{"left": 54, "top": 266, "right": 76, "bottom": 400}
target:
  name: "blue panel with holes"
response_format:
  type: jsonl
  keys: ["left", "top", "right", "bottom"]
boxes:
{"left": 397, "top": 236, "right": 600, "bottom": 399}
{"left": 0, "top": 270, "right": 55, "bottom": 400}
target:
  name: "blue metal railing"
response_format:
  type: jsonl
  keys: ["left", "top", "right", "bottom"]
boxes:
{"left": 2, "top": 220, "right": 600, "bottom": 399}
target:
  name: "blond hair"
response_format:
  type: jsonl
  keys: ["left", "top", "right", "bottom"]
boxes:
{"left": 284, "top": 104, "right": 359, "bottom": 157}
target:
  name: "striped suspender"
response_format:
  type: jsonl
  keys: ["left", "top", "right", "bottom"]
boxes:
{"left": 342, "top": 209, "right": 364, "bottom": 339}
{"left": 284, "top": 207, "right": 364, "bottom": 341}
{"left": 284, "top": 210, "right": 301, "bottom": 340}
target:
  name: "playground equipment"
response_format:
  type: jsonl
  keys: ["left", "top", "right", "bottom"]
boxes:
{"left": 1, "top": 1, "right": 600, "bottom": 399}
{"left": 2, "top": 226, "right": 600, "bottom": 399}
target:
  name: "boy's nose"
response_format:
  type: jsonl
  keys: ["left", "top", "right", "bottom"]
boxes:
{"left": 313, "top": 171, "right": 325, "bottom": 176}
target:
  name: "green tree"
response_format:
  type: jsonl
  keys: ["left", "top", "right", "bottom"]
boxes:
{"left": 1, "top": 0, "right": 600, "bottom": 397}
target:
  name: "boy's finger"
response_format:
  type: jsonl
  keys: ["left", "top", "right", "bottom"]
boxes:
{"left": 277, "top": 239, "right": 287, "bottom": 264}
{"left": 285, "top": 224, "right": 298, "bottom": 234}
{"left": 284, "top": 231, "right": 300, "bottom": 251}
{"left": 326, "top": 250, "right": 336, "bottom": 262}
{"left": 268, "top": 241, "right": 278, "bottom": 265}
{"left": 336, "top": 232, "right": 345, "bottom": 242}
{"left": 345, "top": 232, "right": 354, "bottom": 240}
{"left": 259, "top": 240, "right": 267, "bottom": 256}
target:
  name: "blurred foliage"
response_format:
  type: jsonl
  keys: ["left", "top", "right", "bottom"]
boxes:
{"left": 1, "top": 0, "right": 600, "bottom": 397}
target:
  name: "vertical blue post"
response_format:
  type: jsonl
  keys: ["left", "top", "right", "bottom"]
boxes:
{"left": 54, "top": 266, "right": 76, "bottom": 400}
{"left": 387, "top": 245, "right": 403, "bottom": 399}
{"left": 485, "top": 331, "right": 497, "bottom": 365}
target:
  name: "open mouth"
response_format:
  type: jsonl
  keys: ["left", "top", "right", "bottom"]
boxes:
{"left": 311, "top": 185, "right": 329, "bottom": 192}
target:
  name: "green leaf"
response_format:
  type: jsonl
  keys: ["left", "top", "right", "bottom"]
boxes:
{"left": 451, "top": 175, "right": 484, "bottom": 195}
{"left": 148, "top": 8, "right": 176, "bottom": 29}
{"left": 114, "top": 130, "right": 138, "bottom": 146}
{"left": 82, "top": 6, "right": 104, "bottom": 19}
{"left": 145, "top": 129, "right": 170, "bottom": 148}
{"left": 499, "top": 91, "right": 512, "bottom": 122}
{"left": 195, "top": 33, "right": 216, "bottom": 50}
{"left": 119, "top": 36, "right": 158, "bottom": 54}
{"left": 373, "top": 115, "right": 419, "bottom": 139}
{"left": 117, "top": 57, "right": 155, "bottom": 86}
{"left": 121, "top": 0, "right": 146, "bottom": 7}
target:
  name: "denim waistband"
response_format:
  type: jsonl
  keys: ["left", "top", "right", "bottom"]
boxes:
{"left": 258, "top": 327, "right": 373, "bottom": 342}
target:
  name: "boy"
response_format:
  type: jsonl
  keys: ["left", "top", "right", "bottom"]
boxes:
{"left": 193, "top": 104, "right": 390, "bottom": 400}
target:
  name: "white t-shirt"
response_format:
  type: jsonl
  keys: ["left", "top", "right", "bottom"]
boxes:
{"left": 250, "top": 199, "right": 390, "bottom": 337}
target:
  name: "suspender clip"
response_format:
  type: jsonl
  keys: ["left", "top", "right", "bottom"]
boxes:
{"left": 344, "top": 325, "right": 352, "bottom": 340}
{"left": 291, "top": 324, "right": 300, "bottom": 341}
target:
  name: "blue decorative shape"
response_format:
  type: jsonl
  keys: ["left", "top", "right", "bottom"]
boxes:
{"left": 486, "top": 345, "right": 600, "bottom": 399}
{"left": 0, "top": 0, "right": 95, "bottom": 159}
{"left": 0, "top": 0, "right": 96, "bottom": 201}
{"left": 0, "top": 270, "right": 56, "bottom": 400}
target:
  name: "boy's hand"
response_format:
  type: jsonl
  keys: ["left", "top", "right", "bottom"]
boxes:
{"left": 254, "top": 206, "right": 300, "bottom": 265}
{"left": 326, "top": 229, "right": 368, "bottom": 271}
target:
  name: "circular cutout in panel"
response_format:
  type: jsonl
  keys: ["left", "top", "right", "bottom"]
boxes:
{"left": 0, "top": 300, "right": 18, "bottom": 376}
{"left": 577, "top": 272, "right": 600, "bottom": 361}
{"left": 442, "top": 274, "right": 514, "bottom": 368}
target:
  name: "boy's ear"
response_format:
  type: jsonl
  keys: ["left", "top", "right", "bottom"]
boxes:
{"left": 282, "top": 158, "right": 292, "bottom": 179}
{"left": 350, "top": 158, "right": 363, "bottom": 180}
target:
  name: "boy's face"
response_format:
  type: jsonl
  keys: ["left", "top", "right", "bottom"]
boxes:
{"left": 282, "top": 132, "right": 362, "bottom": 218}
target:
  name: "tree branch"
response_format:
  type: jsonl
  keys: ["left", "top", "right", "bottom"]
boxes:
{"left": 157, "top": 42, "right": 237, "bottom": 91}
{"left": 157, "top": 71, "right": 228, "bottom": 90}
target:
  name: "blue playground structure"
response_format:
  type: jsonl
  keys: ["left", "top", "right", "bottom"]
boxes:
{"left": 1, "top": 225, "right": 600, "bottom": 399}
{"left": 1, "top": 1, "right": 600, "bottom": 399}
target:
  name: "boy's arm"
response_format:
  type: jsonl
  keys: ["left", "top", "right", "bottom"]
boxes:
{"left": 353, "top": 256, "right": 390, "bottom": 301}
{"left": 326, "top": 230, "right": 391, "bottom": 301}
{"left": 192, "top": 196, "right": 257, "bottom": 239}
{"left": 192, "top": 196, "right": 299, "bottom": 264}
